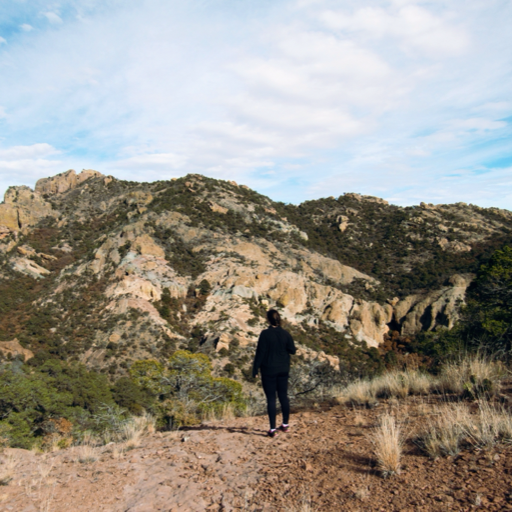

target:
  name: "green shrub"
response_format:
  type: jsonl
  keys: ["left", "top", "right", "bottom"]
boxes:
{"left": 128, "top": 351, "right": 246, "bottom": 429}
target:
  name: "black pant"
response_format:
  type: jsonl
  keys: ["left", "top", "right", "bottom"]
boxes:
{"left": 261, "top": 372, "right": 290, "bottom": 430}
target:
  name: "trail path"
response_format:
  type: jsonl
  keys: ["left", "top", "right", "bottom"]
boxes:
{"left": 2, "top": 400, "right": 512, "bottom": 511}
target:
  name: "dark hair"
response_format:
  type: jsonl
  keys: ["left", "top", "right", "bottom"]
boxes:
{"left": 266, "top": 309, "right": 281, "bottom": 327}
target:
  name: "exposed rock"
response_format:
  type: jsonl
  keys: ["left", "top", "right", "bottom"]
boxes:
{"left": 344, "top": 193, "right": 389, "bottom": 205}
{"left": 337, "top": 215, "right": 350, "bottom": 232}
{"left": 0, "top": 186, "right": 55, "bottom": 231}
{"left": 210, "top": 202, "right": 228, "bottom": 214}
{"left": 11, "top": 257, "right": 50, "bottom": 278}
{"left": 397, "top": 274, "right": 474, "bottom": 335}
{"left": 125, "top": 190, "right": 153, "bottom": 206}
{"left": 17, "top": 245, "right": 36, "bottom": 257}
{"left": 35, "top": 169, "right": 103, "bottom": 195}
{"left": 321, "top": 295, "right": 354, "bottom": 329}
{"left": 437, "top": 237, "right": 472, "bottom": 252}
{"left": 133, "top": 234, "right": 166, "bottom": 258}
{"left": 349, "top": 302, "right": 393, "bottom": 348}
{"left": 109, "top": 333, "right": 121, "bottom": 343}
{"left": 0, "top": 339, "right": 34, "bottom": 360}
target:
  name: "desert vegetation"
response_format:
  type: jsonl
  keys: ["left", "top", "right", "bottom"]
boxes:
{"left": 335, "top": 355, "right": 512, "bottom": 482}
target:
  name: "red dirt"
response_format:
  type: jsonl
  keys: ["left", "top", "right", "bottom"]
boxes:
{"left": 1, "top": 397, "right": 512, "bottom": 511}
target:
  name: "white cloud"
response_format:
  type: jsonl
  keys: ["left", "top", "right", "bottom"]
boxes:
{"left": 44, "top": 12, "right": 63, "bottom": 25}
{"left": 0, "top": 143, "right": 60, "bottom": 161}
{"left": 20, "top": 24, "right": 33, "bottom": 32}
{"left": 0, "top": 37, "right": 6, "bottom": 44}
{"left": 113, "top": 152, "right": 187, "bottom": 171}
{"left": 0, "top": 0, "right": 510, "bottom": 208}
{"left": 319, "top": 4, "right": 469, "bottom": 57}
{"left": 0, "top": 144, "right": 65, "bottom": 200}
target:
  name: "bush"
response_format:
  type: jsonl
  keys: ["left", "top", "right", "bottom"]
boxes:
{"left": 0, "top": 360, "right": 116, "bottom": 448}
{"left": 111, "top": 377, "right": 152, "bottom": 414}
{"left": 128, "top": 351, "right": 246, "bottom": 429}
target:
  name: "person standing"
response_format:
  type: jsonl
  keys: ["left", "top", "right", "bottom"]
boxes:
{"left": 252, "top": 309, "right": 296, "bottom": 437}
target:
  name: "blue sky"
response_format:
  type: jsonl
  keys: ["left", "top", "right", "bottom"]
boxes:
{"left": 0, "top": 0, "right": 511, "bottom": 209}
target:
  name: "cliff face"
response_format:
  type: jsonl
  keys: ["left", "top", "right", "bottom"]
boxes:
{"left": 0, "top": 171, "right": 510, "bottom": 374}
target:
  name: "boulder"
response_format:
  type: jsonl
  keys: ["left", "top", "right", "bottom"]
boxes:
{"left": 133, "top": 234, "right": 166, "bottom": 258}
{"left": 321, "top": 295, "right": 354, "bottom": 329}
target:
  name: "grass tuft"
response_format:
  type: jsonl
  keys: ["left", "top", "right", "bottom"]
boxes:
{"left": 370, "top": 414, "right": 403, "bottom": 477}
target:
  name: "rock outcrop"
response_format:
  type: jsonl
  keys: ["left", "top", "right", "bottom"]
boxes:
{"left": 0, "top": 186, "right": 55, "bottom": 231}
{"left": 396, "top": 274, "right": 473, "bottom": 335}
{"left": 35, "top": 169, "right": 103, "bottom": 195}
{"left": 0, "top": 339, "right": 34, "bottom": 360}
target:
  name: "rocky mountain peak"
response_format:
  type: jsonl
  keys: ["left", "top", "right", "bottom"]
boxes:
{"left": 35, "top": 169, "right": 104, "bottom": 196}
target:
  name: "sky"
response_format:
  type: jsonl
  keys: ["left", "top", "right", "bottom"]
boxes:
{"left": 0, "top": 0, "right": 511, "bottom": 209}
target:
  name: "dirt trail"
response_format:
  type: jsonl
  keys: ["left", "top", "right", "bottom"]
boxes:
{"left": 1, "top": 399, "right": 512, "bottom": 511}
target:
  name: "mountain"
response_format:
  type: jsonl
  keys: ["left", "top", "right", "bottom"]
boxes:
{"left": 1, "top": 169, "right": 511, "bottom": 376}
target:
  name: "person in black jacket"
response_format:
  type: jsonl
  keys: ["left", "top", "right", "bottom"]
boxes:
{"left": 252, "top": 309, "right": 296, "bottom": 437}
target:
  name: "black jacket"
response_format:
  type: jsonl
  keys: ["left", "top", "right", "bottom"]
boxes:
{"left": 252, "top": 326, "right": 296, "bottom": 377}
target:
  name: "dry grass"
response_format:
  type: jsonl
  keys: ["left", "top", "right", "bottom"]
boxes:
{"left": 74, "top": 434, "right": 100, "bottom": 463}
{"left": 111, "top": 442, "right": 126, "bottom": 459}
{"left": 470, "top": 401, "right": 512, "bottom": 448}
{"left": 339, "top": 369, "right": 434, "bottom": 405}
{"left": 0, "top": 450, "right": 20, "bottom": 485}
{"left": 121, "top": 413, "right": 156, "bottom": 450}
{"left": 370, "top": 414, "right": 403, "bottom": 477}
{"left": 437, "top": 356, "right": 507, "bottom": 395}
{"left": 418, "top": 404, "right": 470, "bottom": 458}
{"left": 417, "top": 401, "right": 512, "bottom": 457}
{"left": 338, "top": 380, "right": 377, "bottom": 407}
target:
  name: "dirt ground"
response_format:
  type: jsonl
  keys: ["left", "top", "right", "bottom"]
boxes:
{"left": 1, "top": 396, "right": 512, "bottom": 512}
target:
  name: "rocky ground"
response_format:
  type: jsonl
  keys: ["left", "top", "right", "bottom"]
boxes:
{"left": 2, "top": 395, "right": 512, "bottom": 512}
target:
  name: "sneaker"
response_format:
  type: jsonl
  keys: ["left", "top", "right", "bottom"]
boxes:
{"left": 279, "top": 424, "right": 289, "bottom": 433}
{"left": 267, "top": 429, "right": 278, "bottom": 437}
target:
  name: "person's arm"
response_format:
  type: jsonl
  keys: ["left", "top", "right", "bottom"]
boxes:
{"left": 286, "top": 331, "right": 297, "bottom": 355}
{"left": 252, "top": 332, "right": 267, "bottom": 378}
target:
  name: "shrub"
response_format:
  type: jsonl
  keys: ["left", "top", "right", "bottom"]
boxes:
{"left": 0, "top": 360, "right": 116, "bottom": 448}
{"left": 111, "top": 377, "right": 151, "bottom": 414}
{"left": 129, "top": 351, "right": 246, "bottom": 429}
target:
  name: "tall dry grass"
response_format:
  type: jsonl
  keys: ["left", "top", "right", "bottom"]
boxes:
{"left": 370, "top": 414, "right": 403, "bottom": 477}
{"left": 417, "top": 404, "right": 471, "bottom": 457}
{"left": 417, "top": 401, "right": 512, "bottom": 457}
{"left": 339, "top": 357, "right": 507, "bottom": 408}
{"left": 437, "top": 355, "right": 507, "bottom": 395}
{"left": 74, "top": 433, "right": 100, "bottom": 463}
{"left": 338, "top": 369, "right": 434, "bottom": 405}
{"left": 121, "top": 412, "right": 156, "bottom": 450}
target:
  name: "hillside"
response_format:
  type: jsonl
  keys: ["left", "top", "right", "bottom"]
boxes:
{"left": 0, "top": 171, "right": 512, "bottom": 377}
{"left": 0, "top": 169, "right": 511, "bottom": 378}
